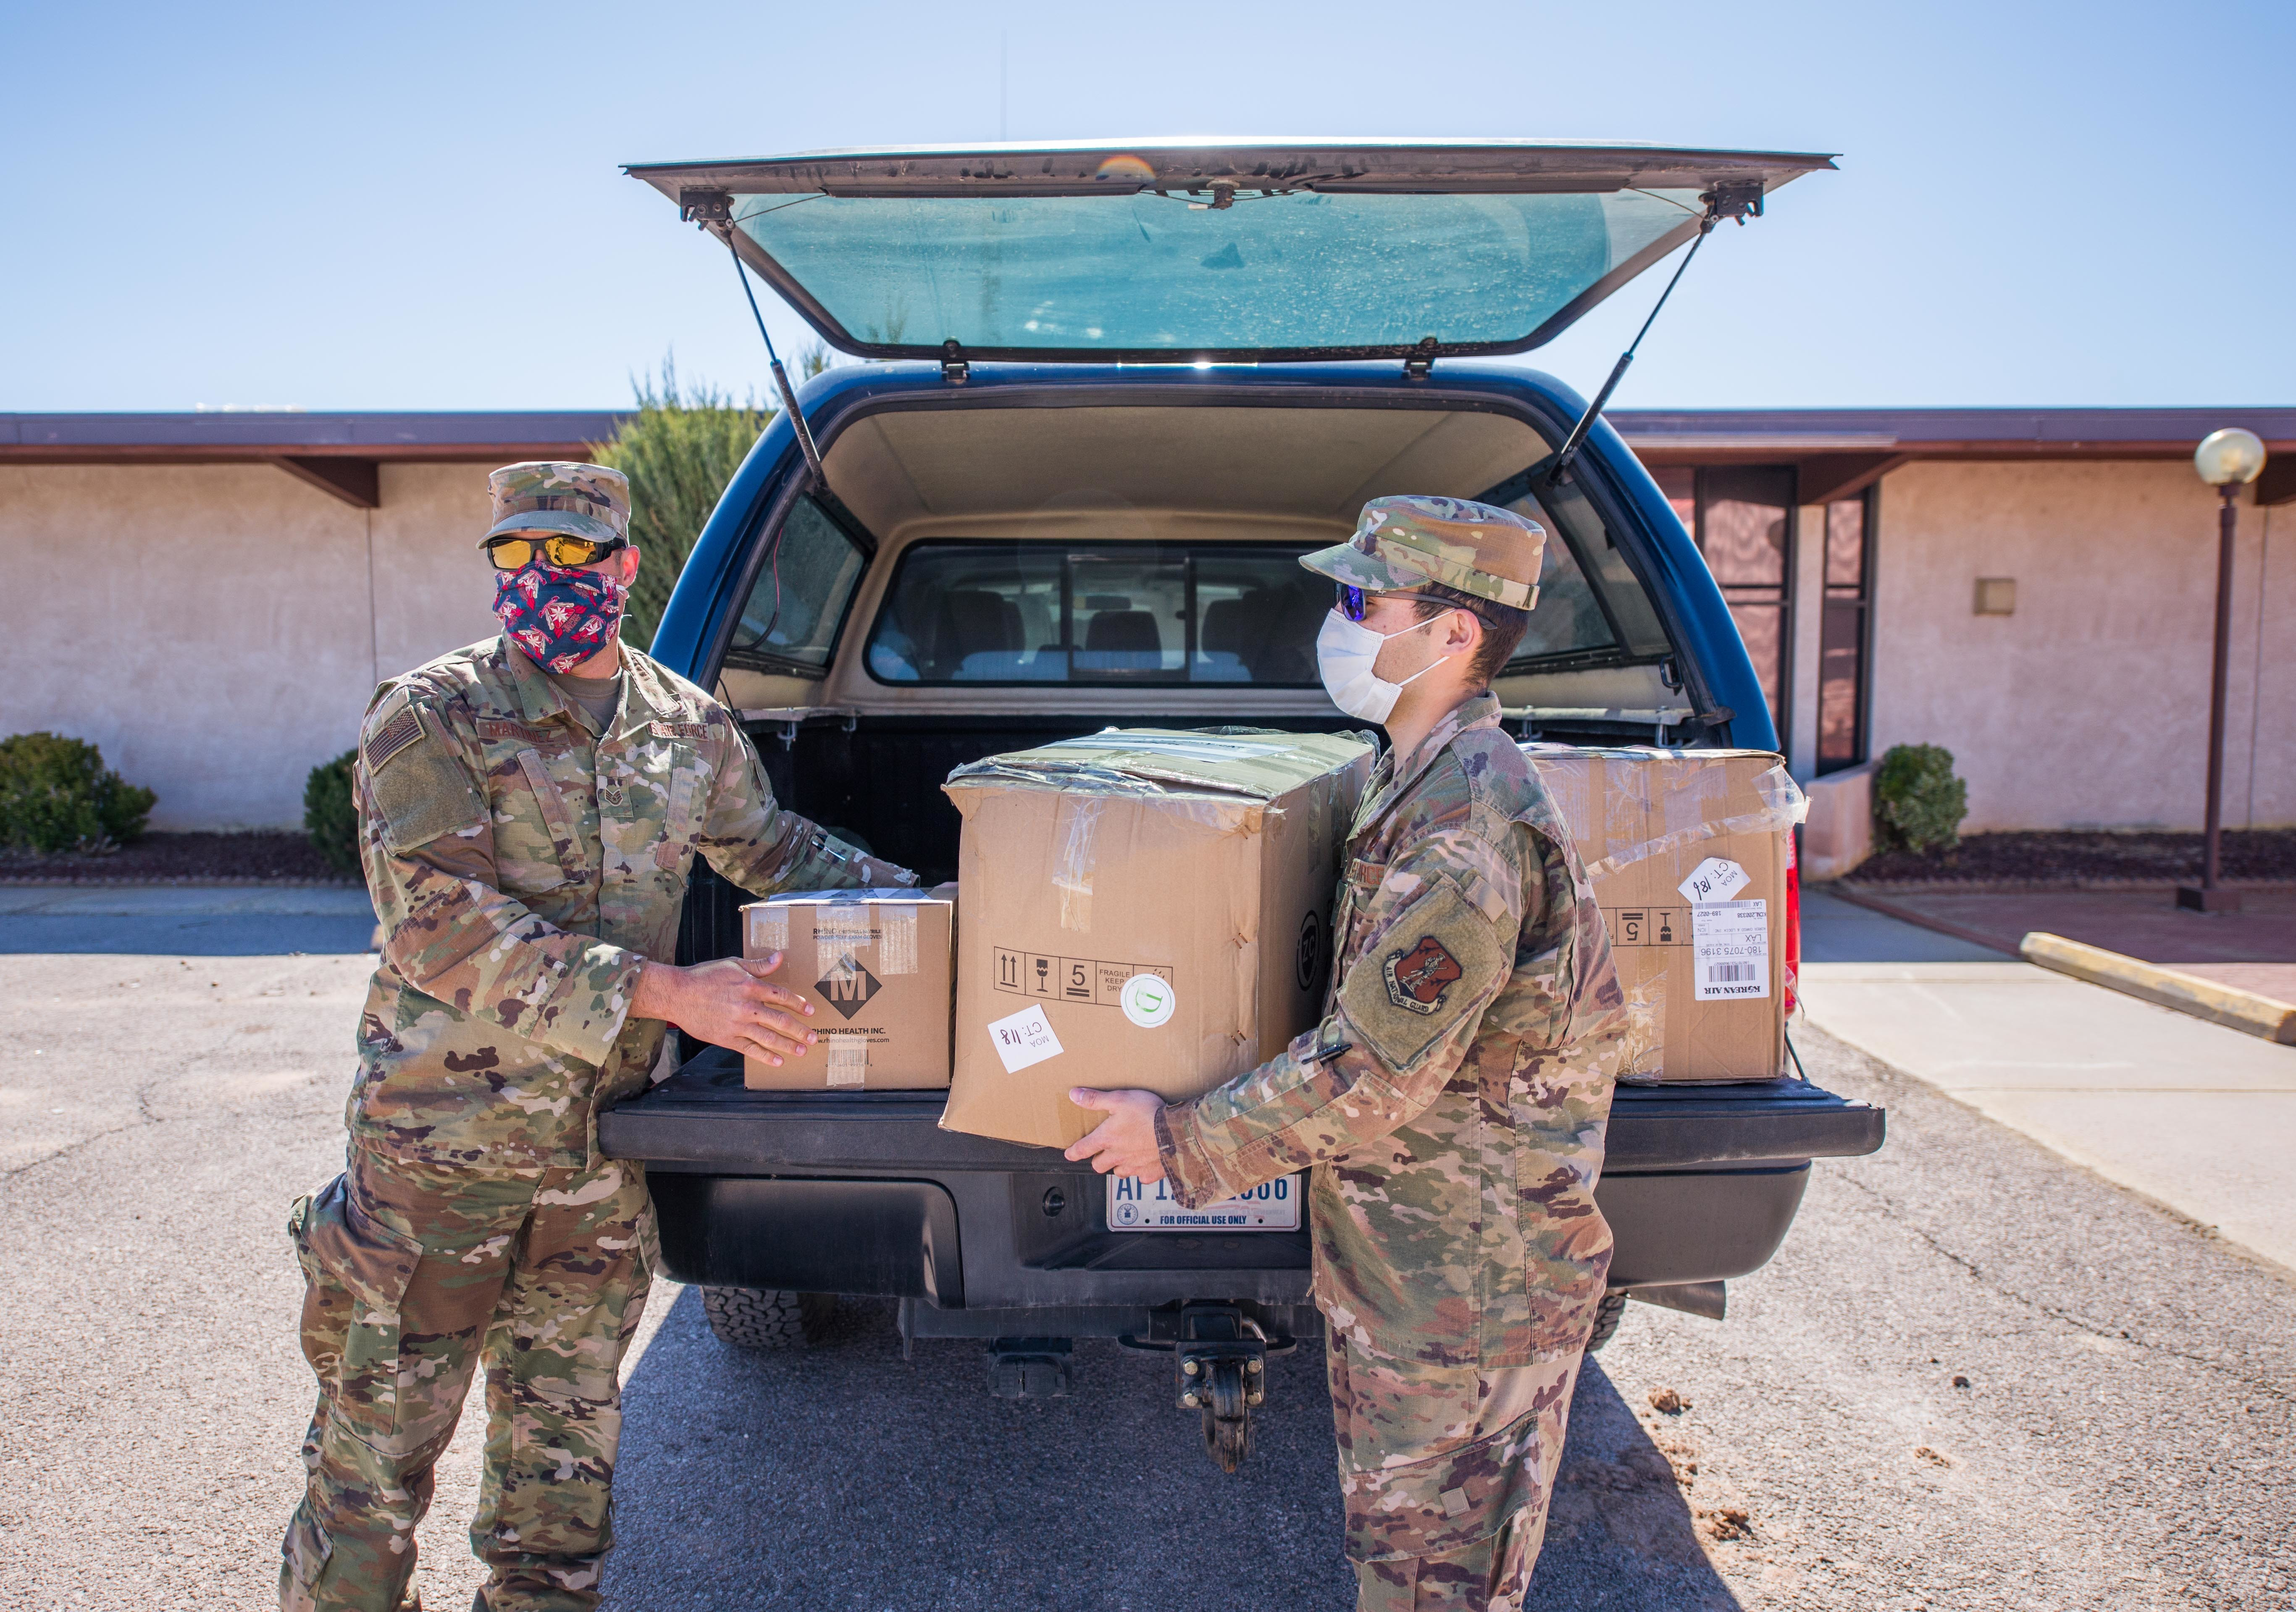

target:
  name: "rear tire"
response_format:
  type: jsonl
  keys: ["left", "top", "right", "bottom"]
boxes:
{"left": 1583, "top": 1291, "right": 1630, "bottom": 1354}
{"left": 701, "top": 1286, "right": 835, "bottom": 1350}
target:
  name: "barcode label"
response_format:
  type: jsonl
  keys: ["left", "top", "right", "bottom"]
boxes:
{"left": 1691, "top": 900, "right": 1770, "bottom": 1001}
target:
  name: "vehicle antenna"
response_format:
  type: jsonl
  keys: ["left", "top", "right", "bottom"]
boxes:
{"left": 1545, "top": 182, "right": 1762, "bottom": 486}
{"left": 727, "top": 237, "right": 830, "bottom": 490}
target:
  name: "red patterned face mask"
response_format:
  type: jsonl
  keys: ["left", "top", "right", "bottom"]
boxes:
{"left": 494, "top": 561, "right": 628, "bottom": 673}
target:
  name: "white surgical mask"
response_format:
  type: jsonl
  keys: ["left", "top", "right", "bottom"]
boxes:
{"left": 1315, "top": 608, "right": 1455, "bottom": 725}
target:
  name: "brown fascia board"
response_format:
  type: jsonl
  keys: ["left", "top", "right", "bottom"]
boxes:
{"left": 0, "top": 411, "right": 633, "bottom": 508}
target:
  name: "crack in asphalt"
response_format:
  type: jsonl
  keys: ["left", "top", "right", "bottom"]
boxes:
{"left": 1832, "top": 1122, "right": 2295, "bottom": 1410}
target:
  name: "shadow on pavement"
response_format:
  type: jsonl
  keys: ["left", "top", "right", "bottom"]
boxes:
{"left": 608, "top": 1289, "right": 1739, "bottom": 1611}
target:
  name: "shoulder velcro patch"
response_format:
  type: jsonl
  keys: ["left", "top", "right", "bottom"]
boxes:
{"left": 1340, "top": 879, "right": 1505, "bottom": 1073}
{"left": 363, "top": 700, "right": 485, "bottom": 856}
{"left": 363, "top": 695, "right": 424, "bottom": 775}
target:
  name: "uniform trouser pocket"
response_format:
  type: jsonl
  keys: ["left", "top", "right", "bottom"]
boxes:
{"left": 290, "top": 1172, "right": 424, "bottom": 1455}
{"left": 1332, "top": 1339, "right": 1581, "bottom": 1564}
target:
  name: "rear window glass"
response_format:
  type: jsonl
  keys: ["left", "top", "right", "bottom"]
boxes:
{"left": 867, "top": 542, "right": 1326, "bottom": 686}
{"left": 1492, "top": 482, "right": 1670, "bottom": 668}
{"left": 725, "top": 497, "right": 868, "bottom": 677}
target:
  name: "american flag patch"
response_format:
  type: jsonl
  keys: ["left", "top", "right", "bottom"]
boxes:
{"left": 649, "top": 720, "right": 719, "bottom": 742}
{"left": 363, "top": 706, "right": 424, "bottom": 773}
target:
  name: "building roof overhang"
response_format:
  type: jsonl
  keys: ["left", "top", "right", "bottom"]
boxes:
{"left": 1613, "top": 406, "right": 2296, "bottom": 504}
{"left": 3, "top": 404, "right": 2291, "bottom": 508}
{"left": 0, "top": 411, "right": 630, "bottom": 508}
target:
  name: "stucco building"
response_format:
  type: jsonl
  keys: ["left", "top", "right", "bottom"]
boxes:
{"left": 4, "top": 406, "right": 2289, "bottom": 846}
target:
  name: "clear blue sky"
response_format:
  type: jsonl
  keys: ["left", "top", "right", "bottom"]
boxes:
{"left": 4, "top": 0, "right": 2289, "bottom": 413}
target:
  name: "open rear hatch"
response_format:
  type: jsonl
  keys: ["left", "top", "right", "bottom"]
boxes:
{"left": 626, "top": 139, "right": 1835, "bottom": 365}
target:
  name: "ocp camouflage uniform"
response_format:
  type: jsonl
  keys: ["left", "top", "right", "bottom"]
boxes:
{"left": 284, "top": 486, "right": 908, "bottom": 1608}
{"left": 1156, "top": 498, "right": 1629, "bottom": 1612}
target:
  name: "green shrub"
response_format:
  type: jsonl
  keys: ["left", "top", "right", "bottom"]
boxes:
{"left": 0, "top": 732, "right": 157, "bottom": 855}
{"left": 304, "top": 748, "right": 361, "bottom": 876}
{"left": 1873, "top": 743, "right": 1969, "bottom": 855}
{"left": 590, "top": 358, "right": 777, "bottom": 651}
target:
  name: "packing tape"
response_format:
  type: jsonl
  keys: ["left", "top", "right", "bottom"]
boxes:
{"left": 1053, "top": 797, "right": 1103, "bottom": 934}
{"left": 824, "top": 1034, "right": 867, "bottom": 1087}
{"left": 876, "top": 905, "right": 918, "bottom": 976}
{"left": 816, "top": 904, "right": 872, "bottom": 980}
{"left": 747, "top": 905, "right": 789, "bottom": 955}
{"left": 1577, "top": 768, "right": 1810, "bottom": 881}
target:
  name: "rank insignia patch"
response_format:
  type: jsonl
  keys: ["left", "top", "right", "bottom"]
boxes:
{"left": 1383, "top": 935, "right": 1464, "bottom": 1016}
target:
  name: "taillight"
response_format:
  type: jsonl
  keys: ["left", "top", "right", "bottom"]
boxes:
{"left": 1783, "top": 826, "right": 1802, "bottom": 1018}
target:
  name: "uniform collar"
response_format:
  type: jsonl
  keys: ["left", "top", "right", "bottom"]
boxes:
{"left": 1384, "top": 690, "right": 1503, "bottom": 801}
{"left": 497, "top": 636, "right": 665, "bottom": 739}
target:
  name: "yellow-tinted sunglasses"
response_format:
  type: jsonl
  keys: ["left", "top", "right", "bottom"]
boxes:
{"left": 484, "top": 534, "right": 626, "bottom": 571}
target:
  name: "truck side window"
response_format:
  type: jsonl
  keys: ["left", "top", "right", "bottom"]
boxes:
{"left": 867, "top": 542, "right": 1324, "bottom": 686}
{"left": 726, "top": 498, "right": 868, "bottom": 676}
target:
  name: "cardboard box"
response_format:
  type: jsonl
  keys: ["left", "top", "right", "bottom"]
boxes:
{"left": 940, "top": 729, "right": 1376, "bottom": 1149}
{"left": 1521, "top": 745, "right": 1805, "bottom": 1083}
{"left": 739, "top": 886, "right": 955, "bottom": 1090}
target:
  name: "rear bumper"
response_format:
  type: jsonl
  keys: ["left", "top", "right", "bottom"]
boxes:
{"left": 603, "top": 1052, "right": 1884, "bottom": 1309}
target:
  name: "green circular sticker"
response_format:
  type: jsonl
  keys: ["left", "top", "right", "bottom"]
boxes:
{"left": 1119, "top": 972, "right": 1176, "bottom": 1029}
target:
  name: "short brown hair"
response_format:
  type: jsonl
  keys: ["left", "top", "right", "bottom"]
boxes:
{"left": 1409, "top": 582, "right": 1530, "bottom": 686}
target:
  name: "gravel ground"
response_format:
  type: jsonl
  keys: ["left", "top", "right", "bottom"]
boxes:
{"left": 1850, "top": 828, "right": 2296, "bottom": 886}
{"left": 0, "top": 832, "right": 351, "bottom": 886}
{"left": 0, "top": 918, "right": 2289, "bottom": 1610}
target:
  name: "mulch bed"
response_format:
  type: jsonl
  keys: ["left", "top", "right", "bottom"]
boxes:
{"left": 1848, "top": 828, "right": 2296, "bottom": 887}
{"left": 0, "top": 831, "right": 356, "bottom": 885}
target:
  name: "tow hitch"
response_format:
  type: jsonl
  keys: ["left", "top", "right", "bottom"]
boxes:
{"left": 1174, "top": 1303, "right": 1270, "bottom": 1473}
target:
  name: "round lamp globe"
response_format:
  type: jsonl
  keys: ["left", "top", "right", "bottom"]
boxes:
{"left": 2194, "top": 427, "right": 2267, "bottom": 487}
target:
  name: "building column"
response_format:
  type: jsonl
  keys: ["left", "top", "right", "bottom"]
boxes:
{"left": 1786, "top": 503, "right": 1827, "bottom": 778}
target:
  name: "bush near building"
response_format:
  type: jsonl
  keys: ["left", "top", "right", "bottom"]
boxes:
{"left": 1874, "top": 743, "right": 1969, "bottom": 855}
{"left": 0, "top": 732, "right": 157, "bottom": 855}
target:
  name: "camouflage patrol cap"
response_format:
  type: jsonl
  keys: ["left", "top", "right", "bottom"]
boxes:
{"left": 1300, "top": 494, "right": 1545, "bottom": 610}
{"left": 481, "top": 461, "right": 631, "bottom": 547}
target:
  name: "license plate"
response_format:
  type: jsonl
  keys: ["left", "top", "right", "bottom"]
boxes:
{"left": 1106, "top": 1173, "right": 1302, "bottom": 1231}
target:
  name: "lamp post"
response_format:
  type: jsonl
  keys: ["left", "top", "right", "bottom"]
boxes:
{"left": 2178, "top": 427, "right": 2267, "bottom": 914}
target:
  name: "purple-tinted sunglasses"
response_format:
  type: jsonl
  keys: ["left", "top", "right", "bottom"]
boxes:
{"left": 1336, "top": 583, "right": 1431, "bottom": 622}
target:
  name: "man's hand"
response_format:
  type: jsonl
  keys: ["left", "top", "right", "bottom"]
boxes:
{"left": 632, "top": 953, "right": 817, "bottom": 1067}
{"left": 1064, "top": 1088, "right": 1168, "bottom": 1183}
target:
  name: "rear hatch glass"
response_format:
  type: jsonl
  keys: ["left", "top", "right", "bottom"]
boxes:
{"left": 627, "top": 140, "right": 1833, "bottom": 363}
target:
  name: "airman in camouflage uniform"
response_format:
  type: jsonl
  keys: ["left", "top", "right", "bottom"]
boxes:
{"left": 1072, "top": 497, "right": 1629, "bottom": 1612}
{"left": 283, "top": 462, "right": 912, "bottom": 1612}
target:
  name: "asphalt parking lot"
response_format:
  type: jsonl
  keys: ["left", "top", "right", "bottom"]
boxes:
{"left": 0, "top": 899, "right": 2291, "bottom": 1610}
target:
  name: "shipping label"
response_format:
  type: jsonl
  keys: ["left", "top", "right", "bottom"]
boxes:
{"left": 985, "top": 1003, "right": 1064, "bottom": 1073}
{"left": 1690, "top": 899, "right": 1771, "bottom": 1000}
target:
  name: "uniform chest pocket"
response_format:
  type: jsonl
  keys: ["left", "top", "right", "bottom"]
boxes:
{"left": 497, "top": 747, "right": 588, "bottom": 894}
{"left": 652, "top": 762, "right": 707, "bottom": 873}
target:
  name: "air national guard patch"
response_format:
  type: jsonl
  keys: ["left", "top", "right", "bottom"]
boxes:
{"left": 1384, "top": 935, "right": 1464, "bottom": 1015}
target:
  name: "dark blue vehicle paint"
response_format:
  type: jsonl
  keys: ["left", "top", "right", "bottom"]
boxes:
{"left": 647, "top": 358, "right": 1777, "bottom": 755}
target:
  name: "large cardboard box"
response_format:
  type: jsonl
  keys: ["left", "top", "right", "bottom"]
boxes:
{"left": 941, "top": 730, "right": 1376, "bottom": 1149}
{"left": 1522, "top": 745, "right": 1805, "bottom": 1083}
{"left": 739, "top": 887, "right": 955, "bottom": 1090}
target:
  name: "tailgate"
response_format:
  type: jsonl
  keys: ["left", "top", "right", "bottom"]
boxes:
{"left": 601, "top": 1050, "right": 1885, "bottom": 1173}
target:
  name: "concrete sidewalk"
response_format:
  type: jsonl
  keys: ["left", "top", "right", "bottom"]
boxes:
{"left": 1799, "top": 888, "right": 2296, "bottom": 1277}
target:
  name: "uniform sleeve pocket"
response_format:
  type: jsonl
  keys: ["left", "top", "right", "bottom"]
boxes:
{"left": 292, "top": 1173, "right": 424, "bottom": 1456}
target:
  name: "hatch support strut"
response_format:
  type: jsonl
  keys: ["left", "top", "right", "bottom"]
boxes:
{"left": 680, "top": 189, "right": 831, "bottom": 492}
{"left": 1543, "top": 180, "right": 1766, "bottom": 486}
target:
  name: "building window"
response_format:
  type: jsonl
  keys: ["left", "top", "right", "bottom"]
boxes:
{"left": 1656, "top": 466, "right": 1795, "bottom": 740}
{"left": 1817, "top": 491, "right": 1873, "bottom": 773}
